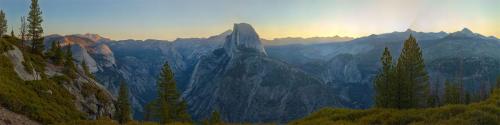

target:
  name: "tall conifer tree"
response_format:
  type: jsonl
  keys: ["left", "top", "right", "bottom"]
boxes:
{"left": 10, "top": 29, "right": 15, "bottom": 37}
{"left": 496, "top": 76, "right": 500, "bottom": 89}
{"left": 144, "top": 100, "right": 158, "bottom": 121}
{"left": 115, "top": 81, "right": 132, "bottom": 124}
{"left": 157, "top": 62, "right": 191, "bottom": 123}
{"left": 464, "top": 91, "right": 471, "bottom": 104}
{"left": 28, "top": 0, "right": 44, "bottom": 54}
{"left": 19, "top": 16, "right": 27, "bottom": 49}
{"left": 0, "top": 10, "right": 6, "bottom": 37}
{"left": 427, "top": 82, "right": 441, "bottom": 107}
{"left": 63, "top": 45, "right": 77, "bottom": 78}
{"left": 46, "top": 41, "right": 57, "bottom": 57}
{"left": 394, "top": 35, "right": 430, "bottom": 109}
{"left": 444, "top": 80, "right": 461, "bottom": 104}
{"left": 374, "top": 47, "right": 394, "bottom": 108}
{"left": 53, "top": 42, "right": 64, "bottom": 65}
{"left": 208, "top": 111, "right": 222, "bottom": 125}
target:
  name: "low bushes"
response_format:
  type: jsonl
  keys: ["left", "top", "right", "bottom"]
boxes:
{"left": 291, "top": 89, "right": 500, "bottom": 125}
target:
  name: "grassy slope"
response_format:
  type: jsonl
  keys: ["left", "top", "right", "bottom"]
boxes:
{"left": 55, "top": 118, "right": 185, "bottom": 125}
{"left": 0, "top": 38, "right": 84, "bottom": 124}
{"left": 290, "top": 89, "right": 500, "bottom": 125}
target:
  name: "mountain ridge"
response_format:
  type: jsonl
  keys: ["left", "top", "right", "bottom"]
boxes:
{"left": 49, "top": 27, "right": 497, "bottom": 46}
{"left": 183, "top": 23, "right": 346, "bottom": 122}
{"left": 42, "top": 26, "right": 500, "bottom": 121}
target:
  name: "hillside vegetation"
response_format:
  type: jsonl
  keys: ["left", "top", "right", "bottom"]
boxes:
{"left": 0, "top": 37, "right": 85, "bottom": 124}
{"left": 290, "top": 89, "right": 500, "bottom": 125}
{"left": 291, "top": 35, "right": 500, "bottom": 125}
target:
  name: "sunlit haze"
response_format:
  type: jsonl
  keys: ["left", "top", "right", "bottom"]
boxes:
{"left": 1, "top": 0, "right": 499, "bottom": 40}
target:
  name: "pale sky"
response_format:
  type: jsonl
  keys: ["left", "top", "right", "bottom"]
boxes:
{"left": 0, "top": 0, "right": 499, "bottom": 40}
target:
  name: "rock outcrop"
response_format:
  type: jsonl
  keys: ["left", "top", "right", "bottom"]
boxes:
{"left": 5, "top": 45, "right": 115, "bottom": 120}
{"left": 224, "top": 23, "right": 267, "bottom": 57}
{"left": 3, "top": 47, "right": 41, "bottom": 80}
{"left": 320, "top": 54, "right": 362, "bottom": 84}
{"left": 183, "top": 23, "right": 344, "bottom": 122}
{"left": 44, "top": 34, "right": 116, "bottom": 73}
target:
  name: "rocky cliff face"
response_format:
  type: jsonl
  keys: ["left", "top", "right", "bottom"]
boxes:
{"left": 55, "top": 67, "right": 115, "bottom": 119}
{"left": 3, "top": 47, "right": 41, "bottom": 80}
{"left": 94, "top": 31, "right": 229, "bottom": 119}
{"left": 4, "top": 45, "right": 115, "bottom": 120}
{"left": 266, "top": 28, "right": 500, "bottom": 109}
{"left": 50, "top": 26, "right": 500, "bottom": 122}
{"left": 183, "top": 23, "right": 345, "bottom": 122}
{"left": 224, "top": 23, "right": 267, "bottom": 57}
{"left": 320, "top": 54, "right": 362, "bottom": 84}
{"left": 45, "top": 34, "right": 116, "bottom": 73}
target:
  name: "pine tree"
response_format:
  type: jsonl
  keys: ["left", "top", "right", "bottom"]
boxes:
{"left": 0, "top": 10, "right": 6, "bottom": 37}
{"left": 444, "top": 80, "right": 461, "bottom": 104}
{"left": 63, "top": 45, "right": 77, "bottom": 79}
{"left": 208, "top": 111, "right": 222, "bottom": 125}
{"left": 115, "top": 81, "right": 132, "bottom": 124}
{"left": 54, "top": 42, "right": 64, "bottom": 65}
{"left": 496, "top": 76, "right": 500, "bottom": 89}
{"left": 464, "top": 91, "right": 471, "bottom": 104}
{"left": 27, "top": 0, "right": 44, "bottom": 55}
{"left": 81, "top": 59, "right": 94, "bottom": 79}
{"left": 47, "top": 41, "right": 64, "bottom": 65}
{"left": 456, "top": 78, "right": 465, "bottom": 104}
{"left": 394, "top": 34, "right": 430, "bottom": 109}
{"left": 46, "top": 41, "right": 57, "bottom": 58}
{"left": 176, "top": 99, "right": 190, "bottom": 122}
{"left": 479, "top": 81, "right": 488, "bottom": 101}
{"left": 427, "top": 82, "right": 441, "bottom": 107}
{"left": 157, "top": 61, "right": 191, "bottom": 123}
{"left": 374, "top": 47, "right": 394, "bottom": 108}
{"left": 144, "top": 100, "right": 158, "bottom": 121}
{"left": 19, "top": 16, "right": 27, "bottom": 49}
{"left": 10, "top": 29, "right": 15, "bottom": 37}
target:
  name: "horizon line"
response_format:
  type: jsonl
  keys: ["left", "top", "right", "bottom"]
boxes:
{"left": 44, "top": 27, "right": 497, "bottom": 41}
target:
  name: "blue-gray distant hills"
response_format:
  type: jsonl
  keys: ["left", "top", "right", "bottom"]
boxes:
{"left": 46, "top": 24, "right": 500, "bottom": 122}
{"left": 182, "top": 23, "right": 345, "bottom": 122}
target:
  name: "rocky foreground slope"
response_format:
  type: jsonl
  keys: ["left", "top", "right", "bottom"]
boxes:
{"left": 0, "top": 106, "right": 40, "bottom": 125}
{"left": 0, "top": 37, "right": 114, "bottom": 124}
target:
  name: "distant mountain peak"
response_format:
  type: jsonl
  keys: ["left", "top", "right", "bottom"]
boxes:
{"left": 70, "top": 33, "right": 110, "bottom": 42}
{"left": 445, "top": 28, "right": 487, "bottom": 39}
{"left": 405, "top": 28, "right": 415, "bottom": 32}
{"left": 223, "top": 23, "right": 267, "bottom": 57}
{"left": 206, "top": 30, "right": 233, "bottom": 41}
{"left": 220, "top": 29, "right": 233, "bottom": 36}
{"left": 461, "top": 28, "right": 473, "bottom": 34}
